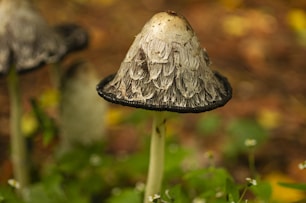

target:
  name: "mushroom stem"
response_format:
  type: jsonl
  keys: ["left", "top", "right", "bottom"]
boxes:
{"left": 144, "top": 112, "right": 166, "bottom": 203}
{"left": 8, "top": 67, "right": 29, "bottom": 195}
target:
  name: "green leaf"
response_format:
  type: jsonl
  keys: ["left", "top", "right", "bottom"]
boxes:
{"left": 183, "top": 168, "right": 231, "bottom": 200}
{"left": 30, "top": 99, "right": 57, "bottom": 145}
{"left": 224, "top": 118, "right": 268, "bottom": 157}
{"left": 225, "top": 178, "right": 239, "bottom": 202}
{"left": 0, "top": 186, "right": 23, "bottom": 203}
{"left": 279, "top": 182, "right": 306, "bottom": 191}
{"left": 25, "top": 175, "right": 66, "bottom": 203}
{"left": 251, "top": 180, "right": 272, "bottom": 201}
{"left": 196, "top": 113, "right": 222, "bottom": 135}
{"left": 163, "top": 186, "right": 189, "bottom": 203}
{"left": 164, "top": 144, "right": 190, "bottom": 179}
{"left": 106, "top": 189, "right": 141, "bottom": 203}
{"left": 25, "top": 174, "right": 89, "bottom": 203}
{"left": 57, "top": 148, "right": 90, "bottom": 173}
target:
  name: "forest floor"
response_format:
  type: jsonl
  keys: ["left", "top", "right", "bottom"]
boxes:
{"left": 0, "top": 0, "right": 306, "bottom": 199}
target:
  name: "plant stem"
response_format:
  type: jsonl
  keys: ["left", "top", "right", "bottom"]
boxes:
{"left": 238, "top": 186, "right": 248, "bottom": 203}
{"left": 144, "top": 112, "right": 166, "bottom": 203}
{"left": 8, "top": 67, "right": 29, "bottom": 196}
{"left": 248, "top": 148, "right": 256, "bottom": 178}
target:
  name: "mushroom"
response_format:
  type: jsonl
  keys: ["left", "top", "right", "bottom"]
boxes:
{"left": 0, "top": 0, "right": 88, "bottom": 194}
{"left": 59, "top": 61, "right": 107, "bottom": 154}
{"left": 0, "top": 0, "right": 88, "bottom": 84}
{"left": 96, "top": 11, "right": 232, "bottom": 203}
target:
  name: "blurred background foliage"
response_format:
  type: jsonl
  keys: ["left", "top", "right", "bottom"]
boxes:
{"left": 0, "top": 0, "right": 306, "bottom": 202}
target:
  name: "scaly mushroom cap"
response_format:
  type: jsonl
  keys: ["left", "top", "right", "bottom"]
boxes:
{"left": 97, "top": 11, "right": 232, "bottom": 113}
{"left": 0, "top": 0, "right": 88, "bottom": 75}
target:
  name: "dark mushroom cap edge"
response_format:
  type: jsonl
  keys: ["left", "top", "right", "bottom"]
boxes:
{"left": 96, "top": 72, "right": 232, "bottom": 113}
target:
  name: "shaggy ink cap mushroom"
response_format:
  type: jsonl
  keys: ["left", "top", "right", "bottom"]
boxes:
{"left": 0, "top": 0, "right": 88, "bottom": 76}
{"left": 97, "top": 11, "right": 232, "bottom": 113}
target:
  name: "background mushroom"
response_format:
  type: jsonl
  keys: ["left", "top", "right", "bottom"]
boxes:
{"left": 0, "top": 0, "right": 88, "bottom": 195}
{"left": 59, "top": 61, "right": 107, "bottom": 154}
{"left": 97, "top": 11, "right": 232, "bottom": 203}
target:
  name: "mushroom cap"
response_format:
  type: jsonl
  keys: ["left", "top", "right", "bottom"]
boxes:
{"left": 54, "top": 23, "right": 89, "bottom": 53}
{"left": 96, "top": 11, "right": 232, "bottom": 113}
{"left": 0, "top": 0, "right": 88, "bottom": 76}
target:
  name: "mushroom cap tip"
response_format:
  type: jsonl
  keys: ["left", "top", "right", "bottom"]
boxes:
{"left": 142, "top": 11, "right": 194, "bottom": 44}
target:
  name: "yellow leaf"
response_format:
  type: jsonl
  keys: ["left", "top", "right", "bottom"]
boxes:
{"left": 39, "top": 88, "right": 59, "bottom": 109}
{"left": 106, "top": 108, "right": 124, "bottom": 127}
{"left": 287, "top": 9, "right": 306, "bottom": 32}
{"left": 264, "top": 172, "right": 306, "bottom": 203}
{"left": 222, "top": 15, "right": 249, "bottom": 37}
{"left": 21, "top": 112, "right": 38, "bottom": 137}
{"left": 257, "top": 108, "right": 282, "bottom": 129}
{"left": 218, "top": 0, "right": 243, "bottom": 9}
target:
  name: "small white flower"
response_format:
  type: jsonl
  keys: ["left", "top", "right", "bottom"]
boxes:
{"left": 148, "top": 194, "right": 161, "bottom": 202}
{"left": 7, "top": 179, "right": 20, "bottom": 189}
{"left": 165, "top": 189, "right": 172, "bottom": 200}
{"left": 244, "top": 139, "right": 257, "bottom": 147}
{"left": 153, "top": 194, "right": 160, "bottom": 199}
{"left": 215, "top": 191, "right": 224, "bottom": 198}
{"left": 246, "top": 177, "right": 257, "bottom": 186}
{"left": 298, "top": 160, "right": 306, "bottom": 170}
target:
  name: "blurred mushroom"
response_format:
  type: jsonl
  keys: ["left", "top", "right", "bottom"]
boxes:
{"left": 0, "top": 0, "right": 88, "bottom": 194}
{"left": 59, "top": 61, "right": 107, "bottom": 154}
{"left": 52, "top": 23, "right": 89, "bottom": 86}
{"left": 97, "top": 11, "right": 232, "bottom": 203}
{"left": 0, "top": 0, "right": 88, "bottom": 75}
{"left": 54, "top": 23, "right": 89, "bottom": 54}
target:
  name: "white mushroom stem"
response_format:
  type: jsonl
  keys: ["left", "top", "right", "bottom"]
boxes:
{"left": 8, "top": 67, "right": 29, "bottom": 195}
{"left": 144, "top": 112, "right": 166, "bottom": 203}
